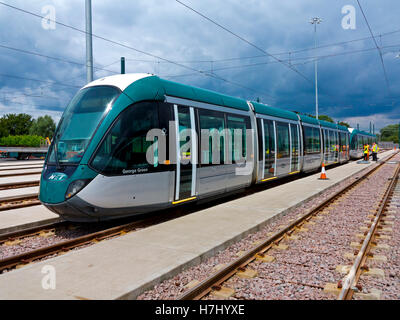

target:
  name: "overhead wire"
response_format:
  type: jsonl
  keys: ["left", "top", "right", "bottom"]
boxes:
{"left": 356, "top": 0, "right": 391, "bottom": 93}
{"left": 0, "top": 1, "right": 275, "bottom": 100}
{"left": 0, "top": 44, "right": 119, "bottom": 74}
{"left": 175, "top": 0, "right": 313, "bottom": 84}
{"left": 164, "top": 43, "right": 400, "bottom": 78}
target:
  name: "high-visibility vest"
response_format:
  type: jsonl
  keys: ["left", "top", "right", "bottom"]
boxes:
{"left": 372, "top": 144, "right": 379, "bottom": 152}
{"left": 364, "top": 145, "right": 369, "bottom": 154}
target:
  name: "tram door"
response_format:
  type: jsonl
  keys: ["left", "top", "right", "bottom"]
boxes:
{"left": 290, "top": 124, "right": 300, "bottom": 172}
{"left": 174, "top": 105, "right": 197, "bottom": 202}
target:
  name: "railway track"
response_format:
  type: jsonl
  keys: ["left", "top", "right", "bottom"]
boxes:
{"left": 0, "top": 206, "right": 198, "bottom": 273}
{"left": 0, "top": 153, "right": 395, "bottom": 278}
{"left": 0, "top": 220, "right": 145, "bottom": 272}
{"left": 0, "top": 194, "right": 40, "bottom": 212}
{"left": 0, "top": 181, "right": 40, "bottom": 191}
{"left": 177, "top": 152, "right": 400, "bottom": 300}
{"left": 338, "top": 162, "right": 400, "bottom": 300}
{"left": 0, "top": 166, "right": 43, "bottom": 172}
{"left": 0, "top": 171, "right": 42, "bottom": 178}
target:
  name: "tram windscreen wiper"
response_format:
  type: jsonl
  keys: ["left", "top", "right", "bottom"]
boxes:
{"left": 53, "top": 134, "right": 62, "bottom": 171}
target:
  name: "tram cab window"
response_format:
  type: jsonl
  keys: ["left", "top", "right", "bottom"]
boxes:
{"left": 47, "top": 86, "right": 121, "bottom": 165}
{"left": 304, "top": 126, "right": 321, "bottom": 154}
{"left": 199, "top": 109, "right": 225, "bottom": 165}
{"left": 90, "top": 102, "right": 159, "bottom": 175}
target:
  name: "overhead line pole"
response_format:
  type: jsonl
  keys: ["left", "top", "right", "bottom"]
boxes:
{"left": 85, "top": 0, "right": 94, "bottom": 83}
{"left": 310, "top": 17, "right": 322, "bottom": 120}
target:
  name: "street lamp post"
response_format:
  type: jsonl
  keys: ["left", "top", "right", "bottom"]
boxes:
{"left": 310, "top": 17, "right": 322, "bottom": 120}
{"left": 85, "top": 0, "right": 94, "bottom": 83}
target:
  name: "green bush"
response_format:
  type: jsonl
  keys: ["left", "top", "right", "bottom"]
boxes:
{"left": 0, "top": 135, "right": 46, "bottom": 147}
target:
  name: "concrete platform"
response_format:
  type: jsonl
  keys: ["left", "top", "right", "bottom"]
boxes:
{"left": 0, "top": 169, "right": 43, "bottom": 177}
{"left": 0, "top": 150, "right": 395, "bottom": 300}
{"left": 0, "top": 165, "right": 43, "bottom": 171}
{"left": 0, "top": 174, "right": 41, "bottom": 186}
{"left": 0, "top": 186, "right": 39, "bottom": 199}
{"left": 0, "top": 205, "right": 60, "bottom": 235}
{"left": 0, "top": 160, "right": 44, "bottom": 167}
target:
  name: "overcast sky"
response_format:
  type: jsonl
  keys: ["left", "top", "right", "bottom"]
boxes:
{"left": 0, "top": 0, "right": 399, "bottom": 131}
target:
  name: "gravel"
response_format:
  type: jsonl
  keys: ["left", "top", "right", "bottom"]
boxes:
{"left": 138, "top": 154, "right": 400, "bottom": 300}
{"left": 354, "top": 179, "right": 400, "bottom": 300}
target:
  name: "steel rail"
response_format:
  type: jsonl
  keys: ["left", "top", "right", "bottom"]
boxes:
{"left": 338, "top": 161, "right": 400, "bottom": 300}
{"left": 0, "top": 221, "right": 69, "bottom": 244}
{"left": 0, "top": 181, "right": 40, "bottom": 190}
{"left": 178, "top": 151, "right": 399, "bottom": 300}
{"left": 0, "top": 218, "right": 151, "bottom": 272}
{"left": 0, "top": 171, "right": 42, "bottom": 178}
{"left": 0, "top": 163, "right": 44, "bottom": 168}
{"left": 0, "top": 194, "right": 40, "bottom": 212}
{"left": 0, "top": 166, "right": 43, "bottom": 172}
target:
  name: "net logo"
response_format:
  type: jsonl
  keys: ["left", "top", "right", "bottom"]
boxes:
{"left": 48, "top": 173, "right": 68, "bottom": 181}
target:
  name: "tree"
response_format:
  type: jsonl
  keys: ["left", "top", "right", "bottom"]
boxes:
{"left": 317, "top": 115, "right": 335, "bottom": 123}
{"left": 29, "top": 115, "right": 56, "bottom": 139}
{"left": 338, "top": 121, "right": 350, "bottom": 128}
{"left": 0, "top": 120, "right": 8, "bottom": 138}
{"left": 303, "top": 113, "right": 335, "bottom": 123}
{"left": 380, "top": 124, "right": 399, "bottom": 143}
{"left": 0, "top": 113, "right": 32, "bottom": 136}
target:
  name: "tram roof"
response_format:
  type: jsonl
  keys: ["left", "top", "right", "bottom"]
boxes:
{"left": 350, "top": 129, "right": 376, "bottom": 138}
{"left": 298, "top": 114, "right": 320, "bottom": 125}
{"left": 251, "top": 102, "right": 299, "bottom": 121}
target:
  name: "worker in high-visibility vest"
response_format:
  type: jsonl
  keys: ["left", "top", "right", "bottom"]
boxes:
{"left": 372, "top": 142, "right": 379, "bottom": 161}
{"left": 363, "top": 144, "right": 370, "bottom": 161}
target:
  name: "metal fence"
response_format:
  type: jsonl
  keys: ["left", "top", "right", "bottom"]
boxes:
{"left": 378, "top": 141, "right": 399, "bottom": 149}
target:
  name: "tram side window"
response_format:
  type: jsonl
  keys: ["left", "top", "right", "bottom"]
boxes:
{"left": 264, "top": 119, "right": 275, "bottom": 177}
{"left": 257, "top": 118, "right": 263, "bottom": 161}
{"left": 323, "top": 129, "right": 329, "bottom": 154}
{"left": 276, "top": 122, "right": 290, "bottom": 158}
{"left": 291, "top": 124, "right": 300, "bottom": 170}
{"left": 304, "top": 126, "right": 321, "bottom": 154}
{"left": 358, "top": 135, "right": 363, "bottom": 150}
{"left": 352, "top": 135, "right": 358, "bottom": 150}
{"left": 339, "top": 132, "right": 345, "bottom": 151}
{"left": 291, "top": 124, "right": 299, "bottom": 156}
{"left": 90, "top": 102, "right": 159, "bottom": 175}
{"left": 199, "top": 109, "right": 225, "bottom": 165}
{"left": 227, "top": 115, "right": 250, "bottom": 163}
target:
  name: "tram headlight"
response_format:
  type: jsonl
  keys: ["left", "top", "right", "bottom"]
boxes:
{"left": 65, "top": 179, "right": 92, "bottom": 199}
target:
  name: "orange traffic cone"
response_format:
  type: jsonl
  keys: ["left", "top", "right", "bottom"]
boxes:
{"left": 318, "top": 163, "right": 329, "bottom": 180}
